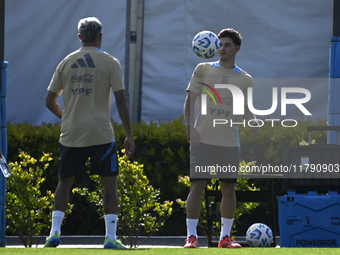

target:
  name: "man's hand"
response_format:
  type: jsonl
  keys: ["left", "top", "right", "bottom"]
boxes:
{"left": 114, "top": 90, "right": 135, "bottom": 158}
{"left": 124, "top": 136, "right": 135, "bottom": 158}
{"left": 184, "top": 91, "right": 200, "bottom": 147}
{"left": 187, "top": 126, "right": 201, "bottom": 147}
{"left": 248, "top": 119, "right": 261, "bottom": 135}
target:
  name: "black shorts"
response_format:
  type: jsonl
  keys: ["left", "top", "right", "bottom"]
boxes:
{"left": 190, "top": 143, "right": 239, "bottom": 183}
{"left": 58, "top": 142, "right": 118, "bottom": 178}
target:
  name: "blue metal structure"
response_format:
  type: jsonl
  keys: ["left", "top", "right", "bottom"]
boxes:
{"left": 328, "top": 1, "right": 340, "bottom": 144}
{"left": 0, "top": 0, "right": 7, "bottom": 247}
{"left": 0, "top": 61, "right": 8, "bottom": 247}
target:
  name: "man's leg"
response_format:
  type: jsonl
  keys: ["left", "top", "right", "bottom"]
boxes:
{"left": 220, "top": 181, "right": 236, "bottom": 220}
{"left": 184, "top": 180, "right": 207, "bottom": 248}
{"left": 101, "top": 176, "right": 126, "bottom": 249}
{"left": 101, "top": 176, "right": 118, "bottom": 214}
{"left": 51, "top": 176, "right": 75, "bottom": 234}
{"left": 99, "top": 175, "right": 126, "bottom": 249}
{"left": 45, "top": 176, "right": 75, "bottom": 247}
{"left": 186, "top": 180, "right": 207, "bottom": 219}
{"left": 218, "top": 181, "right": 240, "bottom": 248}
{"left": 49, "top": 143, "right": 82, "bottom": 237}
{"left": 101, "top": 176, "right": 118, "bottom": 238}
{"left": 54, "top": 176, "right": 76, "bottom": 212}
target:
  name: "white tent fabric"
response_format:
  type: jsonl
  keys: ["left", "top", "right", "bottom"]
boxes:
{"left": 5, "top": 0, "right": 126, "bottom": 124}
{"left": 5, "top": 0, "right": 333, "bottom": 125}
{"left": 142, "top": 0, "right": 333, "bottom": 122}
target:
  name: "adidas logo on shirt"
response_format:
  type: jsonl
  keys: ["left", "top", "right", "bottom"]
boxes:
{"left": 71, "top": 53, "right": 96, "bottom": 68}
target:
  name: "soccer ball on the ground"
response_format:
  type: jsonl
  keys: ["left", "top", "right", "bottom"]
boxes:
{"left": 192, "top": 30, "right": 220, "bottom": 59}
{"left": 245, "top": 223, "right": 273, "bottom": 247}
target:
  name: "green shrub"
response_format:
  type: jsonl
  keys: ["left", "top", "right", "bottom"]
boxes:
{"left": 7, "top": 122, "right": 104, "bottom": 235}
{"left": 6, "top": 151, "right": 72, "bottom": 247}
{"left": 7, "top": 122, "right": 61, "bottom": 190}
{"left": 5, "top": 117, "right": 328, "bottom": 236}
{"left": 73, "top": 151, "right": 173, "bottom": 247}
{"left": 113, "top": 118, "right": 189, "bottom": 202}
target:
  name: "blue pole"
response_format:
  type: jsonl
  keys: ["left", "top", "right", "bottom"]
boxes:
{"left": 328, "top": 1, "right": 340, "bottom": 144}
{"left": 0, "top": 61, "right": 8, "bottom": 247}
{"left": 0, "top": 0, "right": 5, "bottom": 247}
{"left": 328, "top": 37, "right": 340, "bottom": 144}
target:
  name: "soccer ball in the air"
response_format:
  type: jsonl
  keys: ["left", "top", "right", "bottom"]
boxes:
{"left": 245, "top": 223, "right": 273, "bottom": 247}
{"left": 192, "top": 30, "right": 220, "bottom": 59}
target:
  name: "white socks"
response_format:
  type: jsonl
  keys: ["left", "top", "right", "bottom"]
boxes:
{"left": 50, "top": 211, "right": 118, "bottom": 240}
{"left": 50, "top": 210, "right": 65, "bottom": 235}
{"left": 105, "top": 214, "right": 118, "bottom": 240}
{"left": 50, "top": 214, "right": 231, "bottom": 241}
{"left": 186, "top": 218, "right": 198, "bottom": 238}
{"left": 220, "top": 217, "right": 234, "bottom": 240}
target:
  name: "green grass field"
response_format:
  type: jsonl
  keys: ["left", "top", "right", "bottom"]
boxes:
{"left": 1, "top": 248, "right": 339, "bottom": 255}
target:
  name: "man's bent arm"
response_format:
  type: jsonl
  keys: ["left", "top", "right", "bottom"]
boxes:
{"left": 184, "top": 91, "right": 200, "bottom": 146}
{"left": 114, "top": 89, "right": 135, "bottom": 157}
{"left": 45, "top": 91, "right": 63, "bottom": 119}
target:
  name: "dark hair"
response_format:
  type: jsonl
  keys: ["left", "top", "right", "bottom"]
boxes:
{"left": 78, "top": 17, "right": 102, "bottom": 42}
{"left": 218, "top": 28, "right": 242, "bottom": 46}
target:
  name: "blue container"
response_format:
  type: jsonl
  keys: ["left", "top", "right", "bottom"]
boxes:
{"left": 278, "top": 191, "right": 340, "bottom": 247}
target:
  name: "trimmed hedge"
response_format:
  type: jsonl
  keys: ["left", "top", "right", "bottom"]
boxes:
{"left": 6, "top": 117, "right": 327, "bottom": 235}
